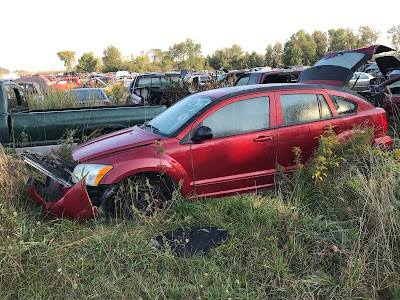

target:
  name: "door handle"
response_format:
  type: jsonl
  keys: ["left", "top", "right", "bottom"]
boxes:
{"left": 253, "top": 136, "right": 273, "bottom": 143}
{"left": 322, "top": 124, "right": 339, "bottom": 130}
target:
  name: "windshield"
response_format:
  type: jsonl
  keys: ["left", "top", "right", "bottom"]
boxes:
{"left": 69, "top": 89, "right": 106, "bottom": 102}
{"left": 235, "top": 75, "right": 250, "bottom": 86}
{"left": 314, "top": 52, "right": 365, "bottom": 69}
{"left": 148, "top": 94, "right": 214, "bottom": 135}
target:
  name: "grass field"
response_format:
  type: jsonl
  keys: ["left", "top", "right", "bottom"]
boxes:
{"left": 1, "top": 123, "right": 400, "bottom": 299}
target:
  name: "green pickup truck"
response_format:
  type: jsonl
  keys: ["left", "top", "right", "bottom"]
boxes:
{"left": 0, "top": 80, "right": 166, "bottom": 152}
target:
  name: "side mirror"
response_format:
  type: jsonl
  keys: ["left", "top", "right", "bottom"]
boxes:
{"left": 191, "top": 126, "right": 213, "bottom": 143}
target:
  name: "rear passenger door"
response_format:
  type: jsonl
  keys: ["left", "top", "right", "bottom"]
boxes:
{"left": 328, "top": 93, "right": 361, "bottom": 132}
{"left": 276, "top": 90, "right": 343, "bottom": 169}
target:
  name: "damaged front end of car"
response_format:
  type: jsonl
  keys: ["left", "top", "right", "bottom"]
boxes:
{"left": 22, "top": 150, "right": 113, "bottom": 220}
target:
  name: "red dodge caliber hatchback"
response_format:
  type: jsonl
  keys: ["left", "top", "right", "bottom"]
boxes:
{"left": 23, "top": 45, "right": 393, "bottom": 220}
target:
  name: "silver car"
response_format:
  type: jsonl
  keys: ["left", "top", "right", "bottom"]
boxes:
{"left": 346, "top": 72, "right": 375, "bottom": 91}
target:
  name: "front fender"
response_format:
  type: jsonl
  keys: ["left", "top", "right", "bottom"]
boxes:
{"left": 97, "top": 154, "right": 192, "bottom": 197}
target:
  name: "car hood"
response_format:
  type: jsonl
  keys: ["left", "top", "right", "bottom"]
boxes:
{"left": 71, "top": 126, "right": 161, "bottom": 162}
{"left": 299, "top": 45, "right": 394, "bottom": 86}
{"left": 376, "top": 56, "right": 400, "bottom": 75}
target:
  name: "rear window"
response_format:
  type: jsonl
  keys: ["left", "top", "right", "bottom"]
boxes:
{"left": 314, "top": 52, "right": 364, "bottom": 69}
{"left": 329, "top": 95, "right": 358, "bottom": 115}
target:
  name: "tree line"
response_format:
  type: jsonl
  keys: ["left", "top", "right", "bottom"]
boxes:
{"left": 57, "top": 25, "right": 400, "bottom": 73}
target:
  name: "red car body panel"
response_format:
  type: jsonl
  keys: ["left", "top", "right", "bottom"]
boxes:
{"left": 53, "top": 77, "right": 82, "bottom": 90}
{"left": 26, "top": 180, "right": 99, "bottom": 220}
{"left": 72, "top": 126, "right": 161, "bottom": 162}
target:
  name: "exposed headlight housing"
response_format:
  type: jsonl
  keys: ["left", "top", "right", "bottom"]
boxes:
{"left": 71, "top": 164, "right": 113, "bottom": 186}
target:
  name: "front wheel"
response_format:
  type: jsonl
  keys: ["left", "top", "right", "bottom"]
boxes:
{"left": 104, "top": 175, "right": 174, "bottom": 219}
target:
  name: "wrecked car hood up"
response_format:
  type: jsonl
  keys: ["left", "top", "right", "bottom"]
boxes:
{"left": 72, "top": 126, "right": 161, "bottom": 161}
{"left": 376, "top": 56, "right": 400, "bottom": 76}
{"left": 299, "top": 45, "right": 394, "bottom": 86}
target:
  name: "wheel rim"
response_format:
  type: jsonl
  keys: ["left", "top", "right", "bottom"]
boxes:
{"left": 116, "top": 180, "right": 168, "bottom": 219}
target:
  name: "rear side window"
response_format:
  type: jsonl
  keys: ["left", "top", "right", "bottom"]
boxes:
{"left": 329, "top": 95, "right": 358, "bottom": 115}
{"left": 203, "top": 96, "right": 270, "bottom": 139}
{"left": 280, "top": 94, "right": 332, "bottom": 125}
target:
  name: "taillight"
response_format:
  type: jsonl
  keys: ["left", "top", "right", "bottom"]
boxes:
{"left": 380, "top": 112, "right": 388, "bottom": 133}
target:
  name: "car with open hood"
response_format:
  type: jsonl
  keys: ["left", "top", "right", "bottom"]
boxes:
{"left": 22, "top": 45, "right": 393, "bottom": 220}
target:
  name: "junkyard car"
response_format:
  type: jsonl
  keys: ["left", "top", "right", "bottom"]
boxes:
{"left": 81, "top": 76, "right": 115, "bottom": 89}
{"left": 64, "top": 88, "right": 111, "bottom": 105}
{"left": 362, "top": 75, "right": 400, "bottom": 116}
{"left": 359, "top": 56, "right": 400, "bottom": 115}
{"left": 22, "top": 45, "right": 393, "bottom": 220}
{"left": 345, "top": 72, "right": 375, "bottom": 91}
{"left": 126, "top": 73, "right": 186, "bottom": 106}
{"left": 53, "top": 77, "right": 82, "bottom": 90}
{"left": 235, "top": 69, "right": 303, "bottom": 86}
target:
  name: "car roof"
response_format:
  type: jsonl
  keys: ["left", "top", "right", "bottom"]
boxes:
{"left": 138, "top": 73, "right": 182, "bottom": 77}
{"left": 197, "top": 83, "right": 362, "bottom": 101}
{"left": 243, "top": 69, "right": 303, "bottom": 75}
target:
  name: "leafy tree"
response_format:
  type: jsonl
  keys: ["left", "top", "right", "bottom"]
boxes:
{"left": 168, "top": 38, "right": 204, "bottom": 70}
{"left": 265, "top": 42, "right": 283, "bottom": 68}
{"left": 282, "top": 40, "right": 303, "bottom": 66}
{"left": 292, "top": 30, "right": 317, "bottom": 65}
{"left": 358, "top": 26, "right": 380, "bottom": 47}
{"left": 135, "top": 52, "right": 151, "bottom": 73}
{"left": 57, "top": 50, "right": 76, "bottom": 71}
{"left": 75, "top": 52, "right": 98, "bottom": 73}
{"left": 102, "top": 45, "right": 123, "bottom": 72}
{"left": 185, "top": 38, "right": 203, "bottom": 69}
{"left": 312, "top": 30, "right": 327, "bottom": 62}
{"left": 229, "top": 44, "right": 244, "bottom": 69}
{"left": 246, "top": 51, "right": 265, "bottom": 68}
{"left": 328, "top": 28, "right": 360, "bottom": 51}
{"left": 208, "top": 44, "right": 244, "bottom": 70}
{"left": 388, "top": 25, "right": 400, "bottom": 56}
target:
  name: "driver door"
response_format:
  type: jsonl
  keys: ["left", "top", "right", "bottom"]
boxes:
{"left": 188, "top": 92, "right": 278, "bottom": 198}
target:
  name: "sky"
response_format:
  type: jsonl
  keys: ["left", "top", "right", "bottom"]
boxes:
{"left": 1, "top": 0, "right": 399, "bottom": 72}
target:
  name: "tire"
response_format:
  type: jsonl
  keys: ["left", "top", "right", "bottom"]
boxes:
{"left": 108, "top": 174, "right": 173, "bottom": 219}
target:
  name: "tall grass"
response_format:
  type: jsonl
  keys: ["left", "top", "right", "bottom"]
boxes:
{"left": 27, "top": 85, "right": 130, "bottom": 110}
{"left": 1, "top": 128, "right": 400, "bottom": 299}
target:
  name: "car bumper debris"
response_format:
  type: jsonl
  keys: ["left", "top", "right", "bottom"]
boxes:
{"left": 21, "top": 151, "right": 100, "bottom": 220}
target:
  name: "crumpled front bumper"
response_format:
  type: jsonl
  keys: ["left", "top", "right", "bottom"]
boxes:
{"left": 22, "top": 151, "right": 101, "bottom": 220}
{"left": 26, "top": 177, "right": 100, "bottom": 220}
